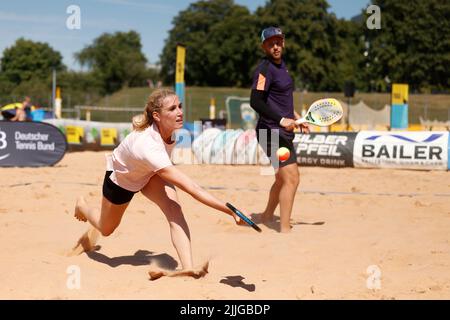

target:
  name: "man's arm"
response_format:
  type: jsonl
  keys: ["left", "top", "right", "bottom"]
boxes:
{"left": 292, "top": 110, "right": 310, "bottom": 133}
{"left": 250, "top": 89, "right": 296, "bottom": 130}
{"left": 250, "top": 89, "right": 282, "bottom": 123}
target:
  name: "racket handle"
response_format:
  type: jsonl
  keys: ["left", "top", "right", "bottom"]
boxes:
{"left": 295, "top": 118, "right": 306, "bottom": 125}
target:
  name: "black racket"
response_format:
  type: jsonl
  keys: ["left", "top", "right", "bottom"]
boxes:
{"left": 226, "top": 202, "right": 262, "bottom": 233}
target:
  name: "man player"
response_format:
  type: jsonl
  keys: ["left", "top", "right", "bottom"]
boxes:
{"left": 250, "top": 26, "right": 310, "bottom": 233}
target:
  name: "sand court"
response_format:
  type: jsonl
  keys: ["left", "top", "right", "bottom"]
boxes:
{"left": 0, "top": 151, "right": 449, "bottom": 299}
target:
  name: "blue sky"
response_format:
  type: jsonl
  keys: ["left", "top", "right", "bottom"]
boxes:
{"left": 0, "top": 0, "right": 370, "bottom": 70}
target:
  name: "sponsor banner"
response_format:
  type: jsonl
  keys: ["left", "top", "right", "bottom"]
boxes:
{"left": 66, "top": 126, "right": 84, "bottom": 145}
{"left": 0, "top": 121, "right": 67, "bottom": 167}
{"left": 354, "top": 131, "right": 448, "bottom": 170}
{"left": 391, "top": 83, "right": 408, "bottom": 105}
{"left": 44, "top": 119, "right": 132, "bottom": 151}
{"left": 175, "top": 45, "right": 186, "bottom": 107}
{"left": 293, "top": 132, "right": 356, "bottom": 168}
{"left": 391, "top": 104, "right": 408, "bottom": 129}
{"left": 100, "top": 128, "right": 118, "bottom": 146}
{"left": 175, "top": 45, "right": 186, "bottom": 84}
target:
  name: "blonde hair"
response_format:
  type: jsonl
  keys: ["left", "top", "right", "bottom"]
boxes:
{"left": 132, "top": 88, "right": 176, "bottom": 131}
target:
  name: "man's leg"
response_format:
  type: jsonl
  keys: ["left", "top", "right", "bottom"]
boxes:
{"left": 261, "top": 178, "right": 282, "bottom": 222}
{"left": 276, "top": 163, "right": 300, "bottom": 233}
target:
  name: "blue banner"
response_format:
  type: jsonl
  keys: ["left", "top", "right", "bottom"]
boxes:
{"left": 0, "top": 121, "right": 67, "bottom": 167}
{"left": 391, "top": 104, "right": 408, "bottom": 129}
{"left": 175, "top": 82, "right": 185, "bottom": 109}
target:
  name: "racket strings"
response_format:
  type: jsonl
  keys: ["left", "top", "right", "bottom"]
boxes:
{"left": 303, "top": 98, "right": 343, "bottom": 126}
{"left": 317, "top": 110, "right": 342, "bottom": 120}
{"left": 311, "top": 105, "right": 342, "bottom": 123}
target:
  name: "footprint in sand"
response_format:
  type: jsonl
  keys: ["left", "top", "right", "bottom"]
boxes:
{"left": 414, "top": 200, "right": 428, "bottom": 207}
{"left": 34, "top": 192, "right": 49, "bottom": 199}
{"left": 428, "top": 285, "right": 442, "bottom": 291}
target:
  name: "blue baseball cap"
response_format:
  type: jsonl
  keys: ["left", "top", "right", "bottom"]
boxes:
{"left": 261, "top": 27, "right": 284, "bottom": 43}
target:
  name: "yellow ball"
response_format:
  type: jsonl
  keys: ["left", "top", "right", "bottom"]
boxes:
{"left": 276, "top": 147, "right": 290, "bottom": 162}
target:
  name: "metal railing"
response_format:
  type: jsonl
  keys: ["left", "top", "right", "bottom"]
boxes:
{"left": 74, "top": 105, "right": 143, "bottom": 122}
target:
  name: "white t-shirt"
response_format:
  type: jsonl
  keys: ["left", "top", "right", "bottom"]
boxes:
{"left": 106, "top": 123, "right": 175, "bottom": 192}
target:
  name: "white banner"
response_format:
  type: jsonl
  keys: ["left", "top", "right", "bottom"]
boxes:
{"left": 354, "top": 131, "right": 448, "bottom": 170}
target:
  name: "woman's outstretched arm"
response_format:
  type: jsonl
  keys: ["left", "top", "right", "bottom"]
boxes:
{"left": 157, "top": 166, "right": 246, "bottom": 223}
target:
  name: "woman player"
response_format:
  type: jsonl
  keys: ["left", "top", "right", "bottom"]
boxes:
{"left": 72, "top": 89, "right": 248, "bottom": 278}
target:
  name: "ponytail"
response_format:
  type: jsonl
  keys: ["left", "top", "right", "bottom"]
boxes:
{"left": 132, "top": 88, "right": 176, "bottom": 131}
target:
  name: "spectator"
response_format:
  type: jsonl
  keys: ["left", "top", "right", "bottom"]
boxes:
{"left": 11, "top": 96, "right": 32, "bottom": 121}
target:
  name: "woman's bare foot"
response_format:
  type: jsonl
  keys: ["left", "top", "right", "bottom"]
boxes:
{"left": 74, "top": 196, "right": 88, "bottom": 222}
{"left": 148, "top": 261, "right": 209, "bottom": 281}
{"left": 67, "top": 227, "right": 100, "bottom": 256}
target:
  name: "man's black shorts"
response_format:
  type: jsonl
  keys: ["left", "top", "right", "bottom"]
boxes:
{"left": 102, "top": 171, "right": 138, "bottom": 205}
{"left": 256, "top": 128, "right": 297, "bottom": 168}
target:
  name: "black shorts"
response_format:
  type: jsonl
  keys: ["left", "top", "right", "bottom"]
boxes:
{"left": 102, "top": 171, "right": 137, "bottom": 205}
{"left": 256, "top": 128, "right": 297, "bottom": 168}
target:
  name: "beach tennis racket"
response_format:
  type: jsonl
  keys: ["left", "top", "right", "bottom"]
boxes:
{"left": 226, "top": 203, "right": 262, "bottom": 233}
{"left": 295, "top": 98, "right": 343, "bottom": 126}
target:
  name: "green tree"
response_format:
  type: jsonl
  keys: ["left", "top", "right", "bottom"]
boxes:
{"left": 160, "top": 0, "right": 259, "bottom": 86}
{"left": 0, "top": 73, "right": 15, "bottom": 101}
{"left": 9, "top": 77, "right": 52, "bottom": 107}
{"left": 363, "top": 0, "right": 450, "bottom": 92}
{"left": 75, "top": 31, "right": 148, "bottom": 94}
{"left": 330, "top": 19, "right": 367, "bottom": 92}
{"left": 1, "top": 38, "right": 65, "bottom": 85}
{"left": 57, "top": 71, "right": 103, "bottom": 107}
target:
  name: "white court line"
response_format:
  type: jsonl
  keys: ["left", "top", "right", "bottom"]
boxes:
{"left": 3, "top": 181, "right": 450, "bottom": 198}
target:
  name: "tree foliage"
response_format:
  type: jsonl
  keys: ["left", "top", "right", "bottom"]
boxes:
{"left": 160, "top": 0, "right": 367, "bottom": 91}
{"left": 1, "top": 38, "right": 65, "bottom": 85}
{"left": 255, "top": 0, "right": 366, "bottom": 91}
{"left": 160, "top": 0, "right": 259, "bottom": 86}
{"left": 1, "top": 0, "right": 448, "bottom": 101}
{"left": 363, "top": 0, "right": 450, "bottom": 92}
{"left": 75, "top": 30, "right": 148, "bottom": 94}
{"left": 160, "top": 0, "right": 448, "bottom": 92}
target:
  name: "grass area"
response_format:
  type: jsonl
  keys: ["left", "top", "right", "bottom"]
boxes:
{"left": 91, "top": 86, "right": 450, "bottom": 124}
